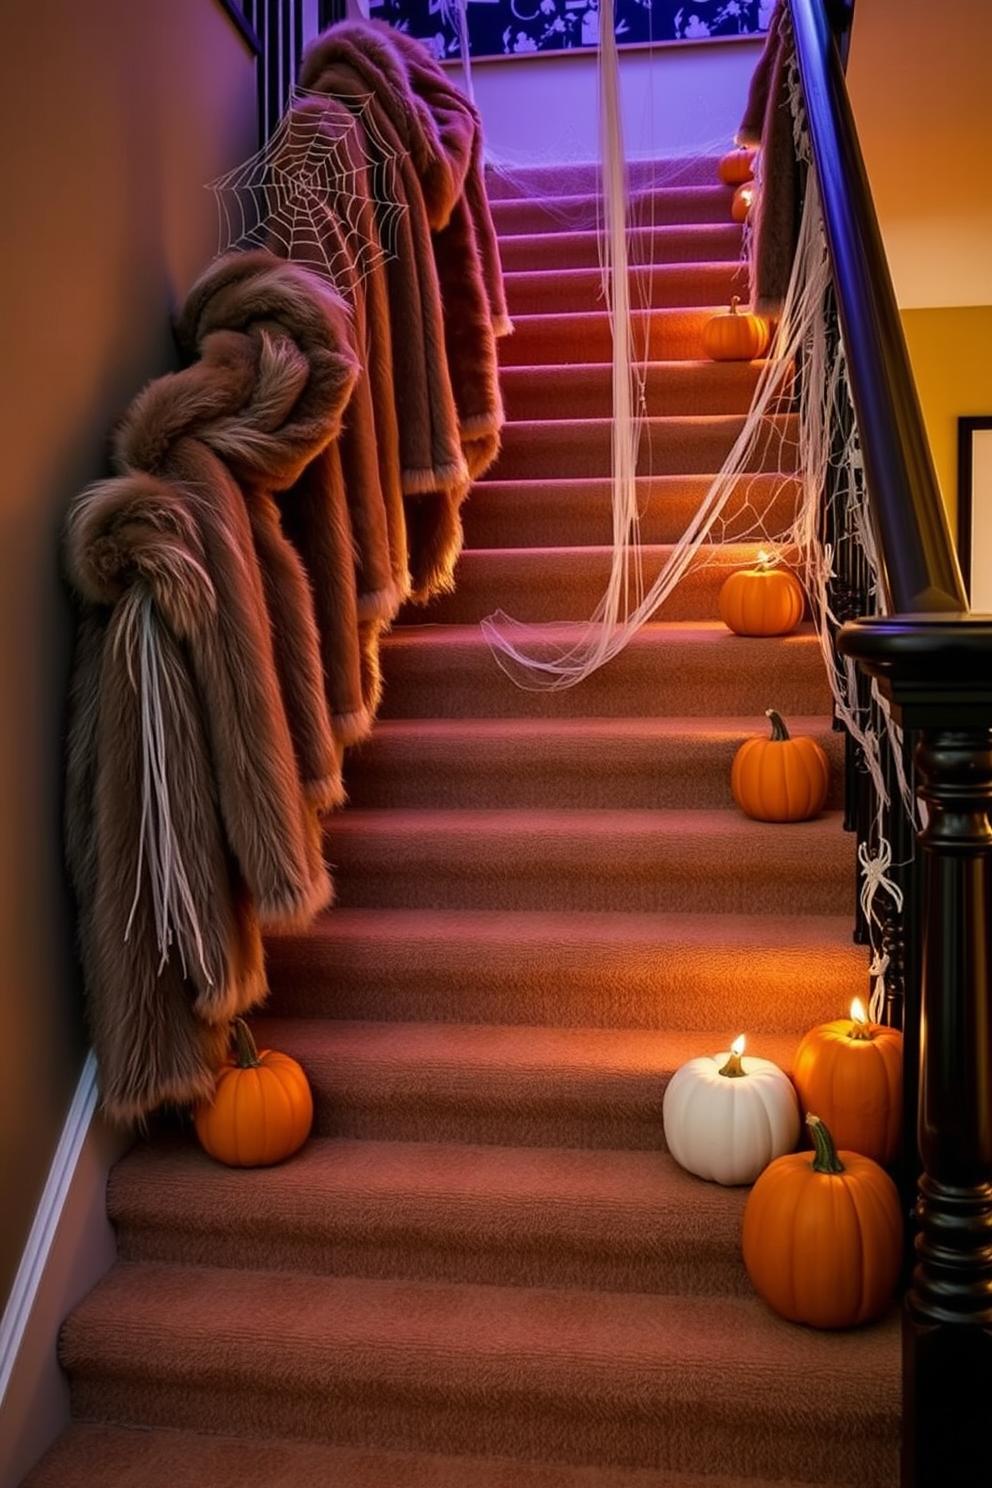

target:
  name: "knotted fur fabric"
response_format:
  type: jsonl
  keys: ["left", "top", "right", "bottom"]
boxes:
{"left": 64, "top": 250, "right": 359, "bottom": 1122}
{"left": 298, "top": 17, "right": 510, "bottom": 601}
{"left": 738, "top": 0, "right": 799, "bottom": 319}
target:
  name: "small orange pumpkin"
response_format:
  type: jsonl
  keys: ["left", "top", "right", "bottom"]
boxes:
{"left": 731, "top": 181, "right": 755, "bottom": 223}
{"left": 742, "top": 1113, "right": 903, "bottom": 1329}
{"left": 718, "top": 556, "right": 803, "bottom": 635}
{"left": 703, "top": 296, "right": 769, "bottom": 362}
{"left": 791, "top": 1002, "right": 903, "bottom": 1165}
{"left": 731, "top": 709, "right": 830, "bottom": 823}
{"left": 193, "top": 1018, "right": 313, "bottom": 1167}
{"left": 718, "top": 146, "right": 757, "bottom": 185}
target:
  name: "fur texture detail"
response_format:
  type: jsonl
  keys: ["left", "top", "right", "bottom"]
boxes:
{"left": 737, "top": 0, "right": 798, "bottom": 319}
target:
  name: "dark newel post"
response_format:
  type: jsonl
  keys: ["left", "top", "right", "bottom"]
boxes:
{"left": 837, "top": 615, "right": 992, "bottom": 1488}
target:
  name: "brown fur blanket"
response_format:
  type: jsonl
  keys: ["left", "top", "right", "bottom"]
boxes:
{"left": 64, "top": 251, "right": 359, "bottom": 1122}
{"left": 299, "top": 17, "right": 510, "bottom": 601}
{"left": 738, "top": 0, "right": 799, "bottom": 319}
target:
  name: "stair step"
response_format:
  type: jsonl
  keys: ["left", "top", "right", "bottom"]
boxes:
{"left": 461, "top": 473, "right": 802, "bottom": 549}
{"left": 109, "top": 1132, "right": 753, "bottom": 1296}
{"left": 405, "top": 543, "right": 791, "bottom": 626}
{"left": 503, "top": 261, "right": 747, "bottom": 315}
{"left": 342, "top": 715, "right": 844, "bottom": 811}
{"left": 245, "top": 1020, "right": 817, "bottom": 1150}
{"left": 497, "top": 221, "right": 744, "bottom": 272}
{"left": 57, "top": 1263, "right": 901, "bottom": 1483}
{"left": 322, "top": 807, "right": 855, "bottom": 915}
{"left": 498, "top": 360, "right": 783, "bottom": 421}
{"left": 490, "top": 414, "right": 797, "bottom": 481}
{"left": 490, "top": 184, "right": 738, "bottom": 235}
{"left": 21, "top": 1423, "right": 882, "bottom": 1488}
{"left": 485, "top": 156, "right": 728, "bottom": 200}
{"left": 262, "top": 908, "right": 866, "bottom": 1034}
{"left": 498, "top": 308, "right": 721, "bottom": 365}
{"left": 376, "top": 624, "right": 833, "bottom": 722}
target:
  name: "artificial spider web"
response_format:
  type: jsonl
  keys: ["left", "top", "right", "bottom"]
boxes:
{"left": 207, "top": 87, "right": 409, "bottom": 295}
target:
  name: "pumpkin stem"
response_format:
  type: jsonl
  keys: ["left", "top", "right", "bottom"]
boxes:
{"left": 729, "top": 295, "right": 740, "bottom": 314}
{"left": 232, "top": 1017, "right": 262, "bottom": 1069}
{"left": 718, "top": 1048, "right": 747, "bottom": 1078}
{"left": 807, "top": 1114, "right": 846, "bottom": 1175}
{"left": 765, "top": 708, "right": 790, "bottom": 742}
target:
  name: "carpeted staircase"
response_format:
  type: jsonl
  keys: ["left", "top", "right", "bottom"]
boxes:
{"left": 23, "top": 155, "right": 902, "bottom": 1487}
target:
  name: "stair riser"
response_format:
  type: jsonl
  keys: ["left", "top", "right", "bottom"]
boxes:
{"left": 460, "top": 475, "right": 802, "bottom": 549}
{"left": 490, "top": 418, "right": 798, "bottom": 480}
{"left": 498, "top": 363, "right": 785, "bottom": 421}
{"left": 504, "top": 262, "right": 747, "bottom": 315}
{"left": 342, "top": 727, "right": 845, "bottom": 812}
{"left": 66, "top": 1374, "right": 898, "bottom": 1485}
{"left": 491, "top": 186, "right": 738, "bottom": 235}
{"left": 376, "top": 633, "right": 835, "bottom": 721}
{"left": 485, "top": 158, "right": 729, "bottom": 199}
{"left": 498, "top": 310, "right": 713, "bottom": 365}
{"left": 497, "top": 222, "right": 744, "bottom": 272}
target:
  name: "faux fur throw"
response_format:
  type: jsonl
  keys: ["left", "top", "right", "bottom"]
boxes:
{"left": 64, "top": 251, "right": 360, "bottom": 1122}
{"left": 738, "top": 0, "right": 799, "bottom": 319}
{"left": 298, "top": 17, "right": 510, "bottom": 601}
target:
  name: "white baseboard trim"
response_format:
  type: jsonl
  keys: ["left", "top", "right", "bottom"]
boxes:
{"left": 0, "top": 1052, "right": 130, "bottom": 1488}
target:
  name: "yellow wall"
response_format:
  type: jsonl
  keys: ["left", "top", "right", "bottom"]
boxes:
{"left": 900, "top": 307, "right": 992, "bottom": 536}
{"left": 0, "top": 0, "right": 257, "bottom": 1314}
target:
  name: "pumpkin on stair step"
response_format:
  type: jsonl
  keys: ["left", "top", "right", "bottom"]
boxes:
{"left": 718, "top": 553, "right": 803, "bottom": 635}
{"left": 731, "top": 709, "right": 830, "bottom": 822}
{"left": 742, "top": 1113, "right": 903, "bottom": 1329}
{"left": 791, "top": 999, "right": 903, "bottom": 1166}
{"left": 663, "top": 1036, "right": 800, "bottom": 1186}
{"left": 703, "top": 295, "right": 769, "bottom": 361}
{"left": 718, "top": 145, "right": 757, "bottom": 185}
{"left": 731, "top": 180, "right": 755, "bottom": 223}
{"left": 193, "top": 1017, "right": 313, "bottom": 1167}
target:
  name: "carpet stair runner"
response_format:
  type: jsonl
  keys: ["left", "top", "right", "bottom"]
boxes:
{"left": 23, "top": 155, "right": 901, "bottom": 1487}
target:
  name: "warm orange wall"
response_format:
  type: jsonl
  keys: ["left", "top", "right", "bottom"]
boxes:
{"left": 899, "top": 307, "right": 992, "bottom": 535}
{"left": 0, "top": 0, "right": 257, "bottom": 1314}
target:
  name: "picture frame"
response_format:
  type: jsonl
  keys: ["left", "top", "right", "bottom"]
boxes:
{"left": 956, "top": 416, "right": 992, "bottom": 611}
{"left": 366, "top": 0, "right": 772, "bottom": 63}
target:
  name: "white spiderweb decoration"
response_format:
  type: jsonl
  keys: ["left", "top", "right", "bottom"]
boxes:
{"left": 207, "top": 87, "right": 409, "bottom": 292}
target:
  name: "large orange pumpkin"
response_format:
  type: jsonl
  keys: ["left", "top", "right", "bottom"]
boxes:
{"left": 731, "top": 709, "right": 830, "bottom": 823}
{"left": 718, "top": 557, "right": 803, "bottom": 635}
{"left": 791, "top": 1004, "right": 903, "bottom": 1165}
{"left": 194, "top": 1018, "right": 313, "bottom": 1167}
{"left": 703, "top": 296, "right": 769, "bottom": 362}
{"left": 742, "top": 1114, "right": 903, "bottom": 1329}
{"left": 718, "top": 146, "right": 757, "bottom": 185}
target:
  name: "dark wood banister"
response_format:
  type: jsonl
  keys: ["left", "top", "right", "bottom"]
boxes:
{"left": 787, "top": 5, "right": 992, "bottom": 1485}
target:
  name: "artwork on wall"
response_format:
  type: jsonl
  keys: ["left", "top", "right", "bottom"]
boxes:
{"left": 957, "top": 416, "right": 992, "bottom": 612}
{"left": 365, "top": 0, "right": 772, "bottom": 61}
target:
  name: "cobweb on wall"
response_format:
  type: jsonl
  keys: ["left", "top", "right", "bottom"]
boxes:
{"left": 206, "top": 86, "right": 409, "bottom": 293}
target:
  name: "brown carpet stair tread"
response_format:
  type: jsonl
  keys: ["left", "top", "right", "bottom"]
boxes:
{"left": 59, "top": 1264, "right": 900, "bottom": 1468}
{"left": 497, "top": 361, "right": 780, "bottom": 420}
{"left": 343, "top": 713, "right": 845, "bottom": 809}
{"left": 377, "top": 623, "right": 833, "bottom": 721}
{"left": 462, "top": 473, "right": 802, "bottom": 547}
{"left": 18, "top": 1425, "right": 883, "bottom": 1488}
{"left": 498, "top": 220, "right": 744, "bottom": 271}
{"left": 109, "top": 1133, "right": 759, "bottom": 1295}
{"left": 497, "top": 308, "right": 725, "bottom": 365}
{"left": 491, "top": 414, "right": 798, "bottom": 480}
{"left": 502, "top": 262, "right": 748, "bottom": 314}
{"left": 262, "top": 909, "right": 866, "bottom": 1031}
{"left": 485, "top": 156, "right": 729, "bottom": 196}
{"left": 489, "top": 184, "right": 740, "bottom": 233}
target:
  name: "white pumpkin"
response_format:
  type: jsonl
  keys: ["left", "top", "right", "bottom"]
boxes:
{"left": 662, "top": 1041, "right": 800, "bottom": 1186}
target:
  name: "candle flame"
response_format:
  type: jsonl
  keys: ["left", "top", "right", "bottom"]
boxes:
{"left": 731, "top": 1034, "right": 746, "bottom": 1057}
{"left": 850, "top": 997, "right": 867, "bottom": 1023}
{"left": 756, "top": 549, "right": 772, "bottom": 567}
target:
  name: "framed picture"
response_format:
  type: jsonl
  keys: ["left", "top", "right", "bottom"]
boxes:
{"left": 366, "top": 0, "right": 771, "bottom": 62}
{"left": 957, "top": 416, "right": 992, "bottom": 612}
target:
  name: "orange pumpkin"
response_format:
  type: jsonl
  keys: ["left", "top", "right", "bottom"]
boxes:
{"left": 731, "top": 709, "right": 830, "bottom": 823}
{"left": 194, "top": 1018, "right": 313, "bottom": 1167}
{"left": 718, "top": 557, "right": 803, "bottom": 635}
{"left": 742, "top": 1114, "right": 903, "bottom": 1328}
{"left": 791, "top": 1003, "right": 903, "bottom": 1165}
{"left": 718, "top": 146, "right": 757, "bottom": 185}
{"left": 731, "top": 181, "right": 755, "bottom": 223}
{"left": 703, "top": 297, "right": 769, "bottom": 362}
